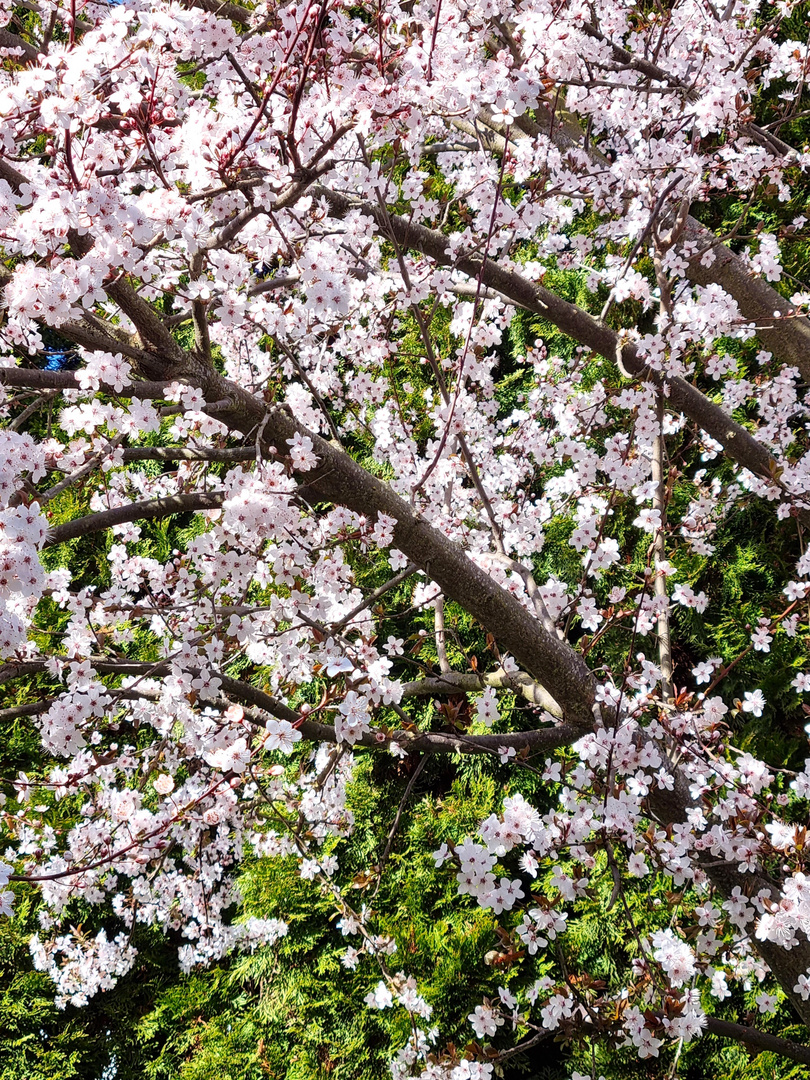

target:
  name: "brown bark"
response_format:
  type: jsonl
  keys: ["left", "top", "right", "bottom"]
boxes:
{"left": 43, "top": 491, "right": 225, "bottom": 547}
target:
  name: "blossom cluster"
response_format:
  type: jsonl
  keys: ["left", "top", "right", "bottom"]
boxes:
{"left": 0, "top": 0, "right": 809, "bottom": 1073}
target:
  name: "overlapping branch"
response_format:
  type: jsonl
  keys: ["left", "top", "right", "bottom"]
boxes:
{"left": 43, "top": 491, "right": 226, "bottom": 547}
{"left": 0, "top": 658, "right": 578, "bottom": 757}
{"left": 314, "top": 185, "right": 806, "bottom": 523}
{"left": 479, "top": 83, "right": 810, "bottom": 381}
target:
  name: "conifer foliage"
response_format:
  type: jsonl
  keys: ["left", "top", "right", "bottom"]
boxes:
{"left": 3, "top": 0, "right": 810, "bottom": 1074}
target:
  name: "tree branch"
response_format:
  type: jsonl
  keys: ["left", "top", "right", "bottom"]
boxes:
{"left": 331, "top": 562, "right": 419, "bottom": 631}
{"left": 705, "top": 1016, "right": 810, "bottom": 1065}
{"left": 192, "top": 377, "right": 602, "bottom": 728}
{"left": 0, "top": 368, "right": 174, "bottom": 398}
{"left": 43, "top": 492, "right": 225, "bottom": 547}
{"left": 314, "top": 184, "right": 808, "bottom": 526}
{"left": 0, "top": 28, "right": 40, "bottom": 62}
{"left": 120, "top": 447, "right": 257, "bottom": 463}
{"left": 481, "top": 87, "right": 810, "bottom": 381}
{"left": 0, "top": 658, "right": 580, "bottom": 757}
{"left": 401, "top": 669, "right": 562, "bottom": 717}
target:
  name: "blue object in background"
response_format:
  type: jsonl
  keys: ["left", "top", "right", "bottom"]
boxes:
{"left": 42, "top": 349, "right": 79, "bottom": 371}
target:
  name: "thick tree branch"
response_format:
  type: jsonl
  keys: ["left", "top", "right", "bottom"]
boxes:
{"left": 0, "top": 367, "right": 174, "bottom": 398}
{"left": 486, "top": 94, "right": 810, "bottom": 381}
{"left": 704, "top": 1016, "right": 810, "bottom": 1065}
{"left": 646, "top": 761, "right": 810, "bottom": 1024}
{"left": 120, "top": 447, "right": 257, "bottom": 463}
{"left": 314, "top": 185, "right": 807, "bottom": 526}
{"left": 682, "top": 215, "right": 810, "bottom": 378}
{"left": 43, "top": 492, "right": 225, "bottom": 547}
{"left": 0, "top": 28, "right": 40, "bottom": 62}
{"left": 0, "top": 659, "right": 579, "bottom": 757}
{"left": 190, "top": 382, "right": 603, "bottom": 728}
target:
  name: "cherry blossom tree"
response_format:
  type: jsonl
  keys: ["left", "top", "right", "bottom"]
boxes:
{"left": 4, "top": 0, "right": 810, "bottom": 1072}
